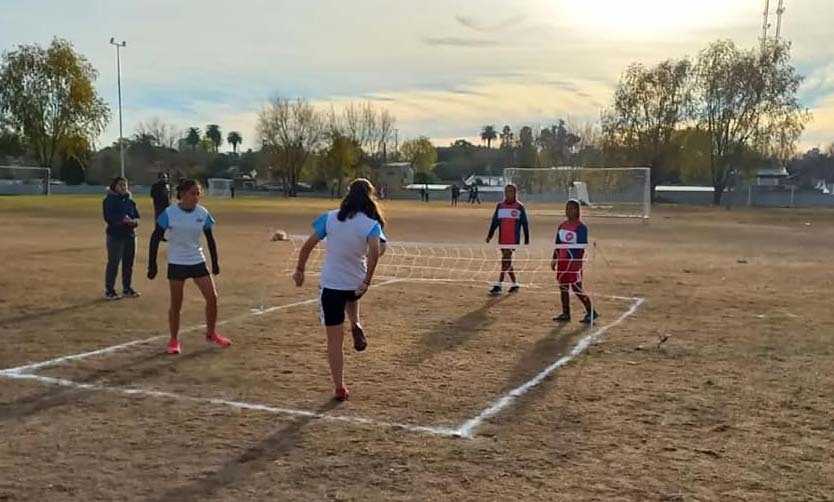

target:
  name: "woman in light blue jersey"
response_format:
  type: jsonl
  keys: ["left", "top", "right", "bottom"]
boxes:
{"left": 148, "top": 179, "right": 232, "bottom": 355}
{"left": 293, "top": 178, "right": 386, "bottom": 401}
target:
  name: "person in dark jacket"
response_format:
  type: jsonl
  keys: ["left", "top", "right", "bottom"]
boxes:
{"left": 150, "top": 172, "right": 171, "bottom": 241}
{"left": 103, "top": 176, "right": 141, "bottom": 300}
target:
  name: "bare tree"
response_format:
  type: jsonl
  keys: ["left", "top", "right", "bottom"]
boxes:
{"left": 257, "top": 97, "right": 324, "bottom": 196}
{"left": 341, "top": 101, "right": 395, "bottom": 163}
{"left": 135, "top": 117, "right": 179, "bottom": 149}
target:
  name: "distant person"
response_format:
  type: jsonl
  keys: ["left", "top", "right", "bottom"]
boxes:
{"left": 419, "top": 186, "right": 426, "bottom": 202}
{"left": 471, "top": 183, "right": 481, "bottom": 205}
{"left": 102, "top": 176, "right": 141, "bottom": 300}
{"left": 148, "top": 179, "right": 232, "bottom": 355}
{"left": 551, "top": 199, "right": 598, "bottom": 323}
{"left": 150, "top": 172, "right": 171, "bottom": 241}
{"left": 293, "top": 178, "right": 387, "bottom": 401}
{"left": 230, "top": 184, "right": 236, "bottom": 199}
{"left": 451, "top": 184, "right": 461, "bottom": 207}
{"left": 486, "top": 183, "right": 529, "bottom": 295}
{"left": 424, "top": 183, "right": 430, "bottom": 202}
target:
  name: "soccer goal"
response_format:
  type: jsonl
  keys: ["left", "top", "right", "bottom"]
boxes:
{"left": 0, "top": 166, "right": 50, "bottom": 195}
{"left": 503, "top": 167, "right": 651, "bottom": 220}
{"left": 207, "top": 178, "right": 233, "bottom": 198}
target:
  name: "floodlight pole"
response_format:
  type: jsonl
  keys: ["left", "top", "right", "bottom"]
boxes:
{"left": 110, "top": 38, "right": 127, "bottom": 178}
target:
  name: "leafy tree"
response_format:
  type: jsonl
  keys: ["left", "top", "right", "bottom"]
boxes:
{"left": 601, "top": 58, "right": 692, "bottom": 200}
{"left": 323, "top": 132, "right": 361, "bottom": 194}
{"left": 257, "top": 97, "right": 324, "bottom": 196}
{"left": 227, "top": 131, "right": 242, "bottom": 153}
{"left": 516, "top": 126, "right": 538, "bottom": 167}
{"left": 185, "top": 127, "right": 201, "bottom": 151}
{"left": 205, "top": 124, "right": 222, "bottom": 152}
{"left": 400, "top": 136, "right": 437, "bottom": 173}
{"left": 538, "top": 120, "right": 581, "bottom": 166}
{"left": 480, "top": 125, "right": 497, "bottom": 148}
{"left": 499, "top": 125, "right": 514, "bottom": 149}
{"left": 693, "top": 40, "right": 809, "bottom": 204}
{"left": 0, "top": 38, "right": 109, "bottom": 168}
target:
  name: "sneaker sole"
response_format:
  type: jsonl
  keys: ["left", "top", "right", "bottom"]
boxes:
{"left": 351, "top": 326, "right": 367, "bottom": 352}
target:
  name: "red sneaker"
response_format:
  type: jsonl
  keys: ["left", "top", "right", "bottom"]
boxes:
{"left": 333, "top": 387, "right": 350, "bottom": 401}
{"left": 206, "top": 332, "right": 232, "bottom": 347}
{"left": 167, "top": 338, "right": 181, "bottom": 355}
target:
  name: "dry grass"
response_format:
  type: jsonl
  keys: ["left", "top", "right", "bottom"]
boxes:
{"left": 0, "top": 195, "right": 832, "bottom": 501}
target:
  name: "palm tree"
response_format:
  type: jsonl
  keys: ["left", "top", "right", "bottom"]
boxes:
{"left": 500, "top": 125, "right": 513, "bottom": 149}
{"left": 480, "top": 125, "right": 498, "bottom": 148}
{"left": 206, "top": 124, "right": 222, "bottom": 152}
{"left": 185, "top": 127, "right": 201, "bottom": 151}
{"left": 227, "top": 131, "right": 242, "bottom": 154}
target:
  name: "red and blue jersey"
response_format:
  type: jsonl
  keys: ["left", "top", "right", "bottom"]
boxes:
{"left": 555, "top": 219, "right": 588, "bottom": 265}
{"left": 488, "top": 200, "right": 530, "bottom": 246}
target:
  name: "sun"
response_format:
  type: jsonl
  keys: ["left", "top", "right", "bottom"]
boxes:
{"left": 555, "top": 0, "right": 747, "bottom": 39}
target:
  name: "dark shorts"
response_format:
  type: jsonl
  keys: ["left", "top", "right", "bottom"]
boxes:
{"left": 319, "top": 288, "right": 361, "bottom": 326}
{"left": 167, "top": 262, "right": 210, "bottom": 281}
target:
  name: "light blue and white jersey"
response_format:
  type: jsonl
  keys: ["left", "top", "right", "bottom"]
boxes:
{"left": 157, "top": 204, "right": 215, "bottom": 265}
{"left": 312, "top": 210, "right": 385, "bottom": 291}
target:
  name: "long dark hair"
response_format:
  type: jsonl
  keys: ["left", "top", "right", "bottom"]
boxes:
{"left": 337, "top": 178, "right": 386, "bottom": 227}
{"left": 176, "top": 179, "right": 201, "bottom": 199}
{"left": 109, "top": 176, "right": 127, "bottom": 192}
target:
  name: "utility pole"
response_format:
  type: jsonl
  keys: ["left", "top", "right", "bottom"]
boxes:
{"left": 109, "top": 37, "right": 127, "bottom": 178}
{"left": 775, "top": 0, "right": 786, "bottom": 40}
{"left": 761, "top": 0, "right": 771, "bottom": 50}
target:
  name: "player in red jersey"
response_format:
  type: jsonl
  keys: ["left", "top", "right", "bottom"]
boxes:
{"left": 551, "top": 199, "right": 599, "bottom": 323}
{"left": 486, "top": 183, "right": 530, "bottom": 295}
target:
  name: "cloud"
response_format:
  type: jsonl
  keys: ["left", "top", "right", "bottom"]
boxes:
{"left": 422, "top": 36, "right": 500, "bottom": 48}
{"left": 454, "top": 13, "right": 527, "bottom": 32}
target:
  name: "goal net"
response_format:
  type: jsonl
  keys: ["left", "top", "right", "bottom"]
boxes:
{"left": 0, "top": 166, "right": 50, "bottom": 195}
{"left": 503, "top": 167, "right": 651, "bottom": 220}
{"left": 207, "top": 178, "right": 233, "bottom": 198}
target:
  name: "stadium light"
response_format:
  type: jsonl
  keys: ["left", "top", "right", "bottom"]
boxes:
{"left": 109, "top": 38, "right": 127, "bottom": 178}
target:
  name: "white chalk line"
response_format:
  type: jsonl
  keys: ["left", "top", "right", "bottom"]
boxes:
{"left": 0, "top": 277, "right": 643, "bottom": 439}
{"left": 454, "top": 296, "right": 645, "bottom": 438}
{"left": 3, "top": 371, "right": 460, "bottom": 438}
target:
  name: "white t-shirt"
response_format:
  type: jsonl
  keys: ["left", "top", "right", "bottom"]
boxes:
{"left": 157, "top": 204, "right": 215, "bottom": 265}
{"left": 313, "top": 210, "right": 385, "bottom": 291}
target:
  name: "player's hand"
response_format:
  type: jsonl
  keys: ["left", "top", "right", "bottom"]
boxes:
{"left": 147, "top": 263, "right": 158, "bottom": 280}
{"left": 212, "top": 262, "right": 220, "bottom": 275}
{"left": 550, "top": 259, "right": 557, "bottom": 271}
{"left": 292, "top": 269, "right": 304, "bottom": 287}
{"left": 356, "top": 280, "right": 369, "bottom": 298}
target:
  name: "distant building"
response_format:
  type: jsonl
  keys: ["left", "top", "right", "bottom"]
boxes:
{"left": 756, "top": 167, "right": 789, "bottom": 187}
{"left": 372, "top": 162, "right": 414, "bottom": 194}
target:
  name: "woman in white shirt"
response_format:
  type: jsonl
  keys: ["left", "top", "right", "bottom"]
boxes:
{"left": 148, "top": 179, "right": 232, "bottom": 355}
{"left": 293, "top": 178, "right": 386, "bottom": 401}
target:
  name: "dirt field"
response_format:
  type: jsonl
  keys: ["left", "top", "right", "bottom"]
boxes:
{"left": 1, "top": 195, "right": 832, "bottom": 501}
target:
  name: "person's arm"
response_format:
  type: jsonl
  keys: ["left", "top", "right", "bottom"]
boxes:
{"left": 551, "top": 227, "right": 561, "bottom": 271}
{"left": 204, "top": 228, "right": 220, "bottom": 274}
{"left": 520, "top": 206, "right": 530, "bottom": 245}
{"left": 130, "top": 200, "right": 140, "bottom": 227}
{"left": 358, "top": 236, "right": 380, "bottom": 296}
{"left": 486, "top": 205, "right": 500, "bottom": 242}
{"left": 103, "top": 197, "right": 127, "bottom": 226}
{"left": 293, "top": 213, "right": 327, "bottom": 287}
{"left": 148, "top": 210, "right": 169, "bottom": 279}
{"left": 573, "top": 224, "right": 588, "bottom": 262}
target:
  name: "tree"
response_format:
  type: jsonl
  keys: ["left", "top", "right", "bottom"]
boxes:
{"left": 400, "top": 136, "right": 437, "bottom": 172}
{"left": 227, "top": 131, "right": 242, "bottom": 153}
{"left": 257, "top": 97, "right": 324, "bottom": 196}
{"left": 516, "top": 126, "right": 538, "bottom": 167}
{"left": 0, "top": 38, "right": 110, "bottom": 168}
{"left": 205, "top": 124, "right": 222, "bottom": 152}
{"left": 135, "top": 118, "right": 178, "bottom": 149}
{"left": 538, "top": 120, "right": 581, "bottom": 166}
{"left": 339, "top": 102, "right": 395, "bottom": 163}
{"left": 324, "top": 132, "right": 361, "bottom": 194}
{"left": 185, "top": 127, "right": 201, "bottom": 151}
{"left": 480, "top": 125, "right": 497, "bottom": 148}
{"left": 693, "top": 40, "right": 809, "bottom": 204}
{"left": 601, "top": 58, "right": 693, "bottom": 200}
{"left": 499, "top": 125, "right": 514, "bottom": 149}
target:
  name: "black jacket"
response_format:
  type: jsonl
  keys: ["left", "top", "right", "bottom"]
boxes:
{"left": 103, "top": 191, "right": 140, "bottom": 237}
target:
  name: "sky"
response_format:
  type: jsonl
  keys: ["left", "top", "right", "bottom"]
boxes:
{"left": 1, "top": 0, "right": 832, "bottom": 153}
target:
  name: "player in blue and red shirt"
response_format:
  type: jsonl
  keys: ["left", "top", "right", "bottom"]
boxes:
{"left": 486, "top": 183, "right": 530, "bottom": 295}
{"left": 551, "top": 199, "right": 599, "bottom": 323}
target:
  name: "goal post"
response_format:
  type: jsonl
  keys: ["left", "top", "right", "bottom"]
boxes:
{"left": 0, "top": 166, "right": 51, "bottom": 195}
{"left": 207, "top": 178, "right": 233, "bottom": 198}
{"left": 503, "top": 166, "right": 651, "bottom": 220}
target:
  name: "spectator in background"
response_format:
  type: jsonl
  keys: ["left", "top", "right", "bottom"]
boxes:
{"left": 451, "top": 184, "right": 461, "bottom": 207}
{"left": 470, "top": 183, "right": 481, "bottom": 205}
{"left": 151, "top": 172, "right": 171, "bottom": 242}
{"left": 103, "top": 176, "right": 140, "bottom": 300}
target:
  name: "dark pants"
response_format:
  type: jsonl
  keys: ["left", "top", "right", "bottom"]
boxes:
{"left": 105, "top": 234, "right": 136, "bottom": 292}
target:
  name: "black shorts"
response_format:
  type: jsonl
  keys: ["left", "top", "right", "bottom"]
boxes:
{"left": 167, "top": 262, "right": 210, "bottom": 280}
{"left": 319, "top": 288, "right": 361, "bottom": 326}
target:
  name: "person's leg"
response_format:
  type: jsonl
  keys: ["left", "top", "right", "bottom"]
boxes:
{"left": 346, "top": 299, "right": 367, "bottom": 351}
{"left": 326, "top": 324, "right": 346, "bottom": 390}
{"left": 506, "top": 250, "right": 518, "bottom": 286}
{"left": 572, "top": 282, "right": 598, "bottom": 322}
{"left": 105, "top": 235, "right": 123, "bottom": 295}
{"left": 167, "top": 279, "right": 185, "bottom": 353}
{"left": 121, "top": 235, "right": 136, "bottom": 293}
{"left": 554, "top": 284, "right": 571, "bottom": 321}
{"left": 346, "top": 300, "right": 359, "bottom": 328}
{"left": 193, "top": 275, "right": 218, "bottom": 336}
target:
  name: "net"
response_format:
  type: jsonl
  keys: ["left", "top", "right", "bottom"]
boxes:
{"left": 504, "top": 167, "right": 650, "bottom": 219}
{"left": 207, "top": 178, "right": 233, "bottom": 198}
{"left": 0, "top": 166, "right": 50, "bottom": 195}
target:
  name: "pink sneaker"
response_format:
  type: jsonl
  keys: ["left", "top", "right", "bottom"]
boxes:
{"left": 206, "top": 332, "right": 232, "bottom": 347}
{"left": 333, "top": 387, "right": 350, "bottom": 401}
{"left": 167, "top": 339, "right": 181, "bottom": 355}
